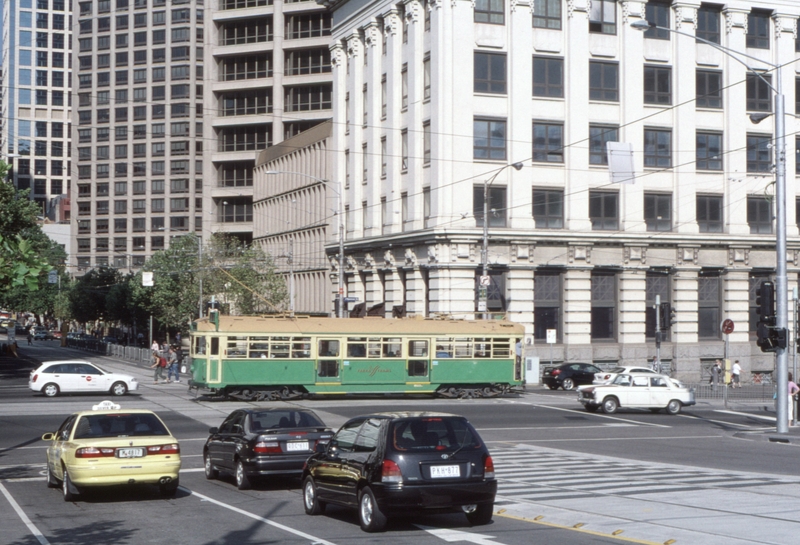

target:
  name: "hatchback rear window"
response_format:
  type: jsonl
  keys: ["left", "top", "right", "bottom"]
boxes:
{"left": 73, "top": 413, "right": 170, "bottom": 439}
{"left": 389, "top": 418, "right": 482, "bottom": 452}
{"left": 250, "top": 411, "right": 324, "bottom": 430}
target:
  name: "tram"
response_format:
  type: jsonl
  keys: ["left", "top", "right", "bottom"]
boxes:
{"left": 187, "top": 314, "right": 525, "bottom": 400}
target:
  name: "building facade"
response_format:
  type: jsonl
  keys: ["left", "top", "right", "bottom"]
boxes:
{"left": 323, "top": 0, "right": 800, "bottom": 380}
{"left": 1, "top": 0, "right": 72, "bottom": 220}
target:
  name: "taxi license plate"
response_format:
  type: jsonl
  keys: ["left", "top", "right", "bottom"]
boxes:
{"left": 116, "top": 448, "right": 145, "bottom": 458}
{"left": 430, "top": 465, "right": 460, "bottom": 478}
{"left": 286, "top": 441, "right": 309, "bottom": 452}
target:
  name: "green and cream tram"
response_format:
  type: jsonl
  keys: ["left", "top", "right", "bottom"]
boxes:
{"left": 188, "top": 315, "right": 525, "bottom": 400}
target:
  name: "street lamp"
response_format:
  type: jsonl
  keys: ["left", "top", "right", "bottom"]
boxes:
{"left": 264, "top": 171, "right": 345, "bottom": 318}
{"left": 480, "top": 162, "right": 524, "bottom": 319}
{"left": 632, "top": 19, "right": 789, "bottom": 434}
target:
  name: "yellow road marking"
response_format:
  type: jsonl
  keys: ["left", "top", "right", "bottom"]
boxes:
{"left": 496, "top": 511, "right": 668, "bottom": 545}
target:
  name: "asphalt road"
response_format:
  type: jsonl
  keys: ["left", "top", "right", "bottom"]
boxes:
{"left": 2, "top": 342, "right": 799, "bottom": 545}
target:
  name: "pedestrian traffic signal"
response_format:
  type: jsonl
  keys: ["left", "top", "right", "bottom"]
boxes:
{"left": 659, "top": 303, "right": 676, "bottom": 331}
{"left": 755, "top": 281, "right": 775, "bottom": 326}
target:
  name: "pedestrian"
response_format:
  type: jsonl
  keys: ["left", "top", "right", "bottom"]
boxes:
{"left": 731, "top": 360, "right": 742, "bottom": 388}
{"left": 151, "top": 339, "right": 159, "bottom": 353}
{"left": 166, "top": 347, "right": 180, "bottom": 383}
{"left": 27, "top": 331, "right": 33, "bottom": 345}
{"left": 150, "top": 348, "right": 167, "bottom": 384}
{"left": 175, "top": 332, "right": 182, "bottom": 347}
{"left": 788, "top": 373, "right": 800, "bottom": 426}
{"left": 711, "top": 359, "right": 721, "bottom": 390}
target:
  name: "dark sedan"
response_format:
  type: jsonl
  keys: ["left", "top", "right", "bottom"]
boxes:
{"left": 542, "top": 362, "right": 603, "bottom": 390}
{"left": 203, "top": 408, "right": 332, "bottom": 490}
{"left": 302, "top": 412, "right": 496, "bottom": 532}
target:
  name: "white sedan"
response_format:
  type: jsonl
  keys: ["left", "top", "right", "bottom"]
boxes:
{"left": 29, "top": 360, "right": 138, "bottom": 397}
{"left": 577, "top": 373, "right": 695, "bottom": 415}
{"left": 592, "top": 366, "right": 656, "bottom": 385}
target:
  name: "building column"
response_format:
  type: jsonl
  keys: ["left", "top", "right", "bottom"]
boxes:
{"left": 383, "top": 267, "right": 404, "bottom": 317}
{"left": 672, "top": 264, "right": 700, "bottom": 376}
{"left": 506, "top": 267, "right": 533, "bottom": 338}
{"left": 429, "top": 267, "right": 476, "bottom": 318}
{"left": 618, "top": 268, "right": 647, "bottom": 358}
{"left": 563, "top": 267, "right": 591, "bottom": 356}
{"left": 404, "top": 267, "right": 426, "bottom": 316}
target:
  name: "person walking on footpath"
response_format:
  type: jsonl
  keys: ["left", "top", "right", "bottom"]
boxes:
{"left": 166, "top": 347, "right": 180, "bottom": 383}
{"left": 711, "top": 359, "right": 722, "bottom": 391}
{"left": 731, "top": 360, "right": 742, "bottom": 388}
{"left": 788, "top": 373, "right": 800, "bottom": 427}
{"left": 150, "top": 348, "right": 168, "bottom": 384}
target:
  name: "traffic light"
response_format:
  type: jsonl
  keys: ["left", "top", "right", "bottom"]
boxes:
{"left": 756, "top": 281, "right": 775, "bottom": 326}
{"left": 659, "top": 302, "right": 677, "bottom": 331}
{"left": 757, "top": 322, "right": 776, "bottom": 352}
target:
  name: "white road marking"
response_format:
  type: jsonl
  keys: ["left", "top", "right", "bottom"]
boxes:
{"left": 714, "top": 410, "right": 776, "bottom": 422}
{"left": 499, "top": 400, "right": 671, "bottom": 428}
{"left": 416, "top": 525, "right": 505, "bottom": 545}
{"left": 188, "top": 488, "right": 338, "bottom": 545}
{"left": 0, "top": 481, "right": 51, "bottom": 545}
{"left": 475, "top": 423, "right": 637, "bottom": 431}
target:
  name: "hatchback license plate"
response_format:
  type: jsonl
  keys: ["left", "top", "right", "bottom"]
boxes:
{"left": 430, "top": 465, "right": 460, "bottom": 478}
{"left": 116, "top": 448, "right": 144, "bottom": 458}
{"left": 286, "top": 441, "right": 309, "bottom": 452}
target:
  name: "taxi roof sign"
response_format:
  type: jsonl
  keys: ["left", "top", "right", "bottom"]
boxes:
{"left": 93, "top": 400, "right": 121, "bottom": 411}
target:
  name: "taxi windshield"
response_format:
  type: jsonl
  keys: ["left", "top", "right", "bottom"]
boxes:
{"left": 389, "top": 418, "right": 481, "bottom": 453}
{"left": 73, "top": 413, "right": 169, "bottom": 439}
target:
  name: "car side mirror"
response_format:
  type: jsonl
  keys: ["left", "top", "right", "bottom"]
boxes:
{"left": 208, "top": 427, "right": 219, "bottom": 435}
{"left": 315, "top": 441, "right": 327, "bottom": 453}
{"left": 42, "top": 432, "right": 55, "bottom": 441}
{"left": 327, "top": 440, "right": 340, "bottom": 457}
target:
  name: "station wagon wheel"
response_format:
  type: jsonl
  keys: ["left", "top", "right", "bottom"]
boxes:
{"left": 62, "top": 468, "right": 78, "bottom": 502}
{"left": 602, "top": 397, "right": 619, "bottom": 414}
{"left": 561, "top": 378, "right": 575, "bottom": 391}
{"left": 303, "top": 476, "right": 325, "bottom": 515}
{"left": 43, "top": 383, "right": 60, "bottom": 397}
{"left": 110, "top": 381, "right": 128, "bottom": 396}
{"left": 204, "top": 452, "right": 218, "bottom": 480}
{"left": 359, "top": 486, "right": 387, "bottom": 532}
{"left": 666, "top": 400, "right": 682, "bottom": 415}
{"left": 46, "top": 464, "right": 59, "bottom": 488}
{"left": 235, "top": 460, "right": 251, "bottom": 490}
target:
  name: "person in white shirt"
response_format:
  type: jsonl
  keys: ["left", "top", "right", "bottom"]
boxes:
{"left": 731, "top": 360, "right": 742, "bottom": 388}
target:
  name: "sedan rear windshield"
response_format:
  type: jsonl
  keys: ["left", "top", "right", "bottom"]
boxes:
{"left": 250, "top": 411, "right": 324, "bottom": 430}
{"left": 73, "top": 413, "right": 170, "bottom": 439}
{"left": 389, "top": 418, "right": 482, "bottom": 453}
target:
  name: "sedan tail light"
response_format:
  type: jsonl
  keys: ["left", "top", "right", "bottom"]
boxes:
{"left": 484, "top": 456, "right": 495, "bottom": 479}
{"left": 76, "top": 447, "right": 116, "bottom": 458}
{"left": 253, "top": 441, "right": 281, "bottom": 454}
{"left": 551, "top": 369, "right": 561, "bottom": 376}
{"left": 148, "top": 444, "right": 180, "bottom": 454}
{"left": 381, "top": 459, "right": 403, "bottom": 483}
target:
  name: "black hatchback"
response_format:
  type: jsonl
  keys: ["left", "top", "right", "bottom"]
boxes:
{"left": 302, "top": 412, "right": 496, "bottom": 532}
{"left": 204, "top": 408, "right": 332, "bottom": 489}
{"left": 542, "top": 362, "right": 602, "bottom": 390}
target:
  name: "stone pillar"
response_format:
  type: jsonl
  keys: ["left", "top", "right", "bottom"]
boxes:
{"left": 673, "top": 264, "right": 700, "bottom": 378}
{"left": 430, "top": 267, "right": 476, "bottom": 319}
{"left": 404, "top": 267, "right": 427, "bottom": 316}
{"left": 563, "top": 266, "right": 592, "bottom": 358}
{"left": 618, "top": 268, "right": 647, "bottom": 361}
{"left": 507, "top": 266, "right": 534, "bottom": 338}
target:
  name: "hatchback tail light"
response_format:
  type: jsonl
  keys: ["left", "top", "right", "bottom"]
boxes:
{"left": 484, "top": 456, "right": 495, "bottom": 479}
{"left": 381, "top": 459, "right": 403, "bottom": 483}
{"left": 76, "top": 446, "right": 116, "bottom": 458}
{"left": 551, "top": 369, "right": 561, "bottom": 376}
{"left": 32, "top": 374, "right": 38, "bottom": 383}
{"left": 148, "top": 444, "right": 180, "bottom": 454}
{"left": 254, "top": 441, "right": 281, "bottom": 454}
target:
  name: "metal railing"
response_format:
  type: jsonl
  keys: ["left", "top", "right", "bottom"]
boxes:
{"left": 66, "top": 338, "right": 151, "bottom": 364}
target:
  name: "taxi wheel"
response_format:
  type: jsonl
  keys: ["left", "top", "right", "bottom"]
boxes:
{"left": 62, "top": 468, "right": 78, "bottom": 502}
{"left": 43, "top": 383, "right": 60, "bottom": 397}
{"left": 666, "top": 400, "right": 682, "bottom": 415}
{"left": 235, "top": 460, "right": 251, "bottom": 490}
{"left": 602, "top": 397, "right": 619, "bottom": 414}
{"left": 303, "top": 476, "right": 325, "bottom": 515}
{"left": 110, "top": 381, "right": 128, "bottom": 396}
{"left": 359, "top": 486, "right": 387, "bottom": 532}
{"left": 204, "top": 453, "right": 218, "bottom": 480}
{"left": 561, "top": 378, "right": 575, "bottom": 391}
{"left": 465, "top": 503, "right": 493, "bottom": 526}
{"left": 46, "top": 465, "right": 59, "bottom": 488}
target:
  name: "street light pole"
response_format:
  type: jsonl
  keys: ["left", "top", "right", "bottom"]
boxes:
{"left": 480, "top": 162, "right": 524, "bottom": 319}
{"left": 265, "top": 171, "right": 345, "bottom": 318}
{"left": 197, "top": 235, "right": 203, "bottom": 319}
{"left": 632, "top": 19, "right": 789, "bottom": 433}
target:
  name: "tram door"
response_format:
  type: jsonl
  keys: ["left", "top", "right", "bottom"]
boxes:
{"left": 407, "top": 339, "right": 430, "bottom": 382}
{"left": 207, "top": 336, "right": 221, "bottom": 384}
{"left": 316, "top": 339, "right": 342, "bottom": 383}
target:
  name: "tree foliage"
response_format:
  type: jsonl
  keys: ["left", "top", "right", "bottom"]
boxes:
{"left": 68, "top": 267, "right": 123, "bottom": 323}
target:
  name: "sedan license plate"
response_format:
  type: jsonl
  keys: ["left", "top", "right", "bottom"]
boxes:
{"left": 116, "top": 448, "right": 145, "bottom": 458}
{"left": 430, "top": 465, "right": 460, "bottom": 478}
{"left": 286, "top": 441, "right": 309, "bottom": 452}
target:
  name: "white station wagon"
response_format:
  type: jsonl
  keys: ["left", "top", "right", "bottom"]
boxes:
{"left": 29, "top": 360, "right": 139, "bottom": 397}
{"left": 577, "top": 373, "right": 695, "bottom": 415}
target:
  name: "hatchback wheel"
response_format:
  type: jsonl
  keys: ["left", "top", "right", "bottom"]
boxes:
{"left": 204, "top": 453, "right": 218, "bottom": 480}
{"left": 602, "top": 396, "right": 619, "bottom": 414}
{"left": 303, "top": 476, "right": 325, "bottom": 515}
{"left": 235, "top": 460, "right": 251, "bottom": 490}
{"left": 464, "top": 503, "right": 493, "bottom": 526}
{"left": 110, "top": 381, "right": 128, "bottom": 396}
{"left": 43, "top": 383, "right": 60, "bottom": 397}
{"left": 359, "top": 486, "right": 387, "bottom": 532}
{"left": 561, "top": 378, "right": 575, "bottom": 391}
{"left": 666, "top": 400, "right": 682, "bottom": 415}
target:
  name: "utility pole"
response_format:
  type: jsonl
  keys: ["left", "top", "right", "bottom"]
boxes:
{"left": 655, "top": 295, "right": 661, "bottom": 374}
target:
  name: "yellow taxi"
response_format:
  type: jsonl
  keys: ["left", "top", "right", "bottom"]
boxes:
{"left": 42, "top": 401, "right": 181, "bottom": 501}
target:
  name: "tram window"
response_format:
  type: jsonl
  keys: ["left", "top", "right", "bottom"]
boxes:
{"left": 318, "top": 360, "right": 339, "bottom": 377}
{"left": 292, "top": 337, "right": 311, "bottom": 358}
{"left": 226, "top": 337, "right": 247, "bottom": 358}
{"left": 408, "top": 360, "right": 428, "bottom": 376}
{"left": 474, "top": 338, "right": 490, "bottom": 358}
{"left": 435, "top": 338, "right": 453, "bottom": 358}
{"left": 210, "top": 337, "right": 219, "bottom": 356}
{"left": 454, "top": 339, "right": 472, "bottom": 358}
{"left": 493, "top": 339, "right": 511, "bottom": 357}
{"left": 319, "top": 339, "right": 340, "bottom": 357}
{"left": 409, "top": 340, "right": 428, "bottom": 357}
{"left": 383, "top": 338, "right": 402, "bottom": 357}
{"left": 368, "top": 338, "right": 382, "bottom": 358}
{"left": 347, "top": 338, "right": 367, "bottom": 357}
{"left": 194, "top": 336, "right": 206, "bottom": 355}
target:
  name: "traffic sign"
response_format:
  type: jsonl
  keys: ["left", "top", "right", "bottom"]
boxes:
{"left": 343, "top": 297, "right": 358, "bottom": 303}
{"left": 721, "top": 319, "right": 734, "bottom": 335}
{"left": 479, "top": 275, "right": 491, "bottom": 287}
{"left": 546, "top": 329, "right": 557, "bottom": 344}
{"left": 47, "top": 270, "right": 58, "bottom": 284}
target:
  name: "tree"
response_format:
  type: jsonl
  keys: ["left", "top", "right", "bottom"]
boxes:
{"left": 68, "top": 267, "right": 123, "bottom": 324}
